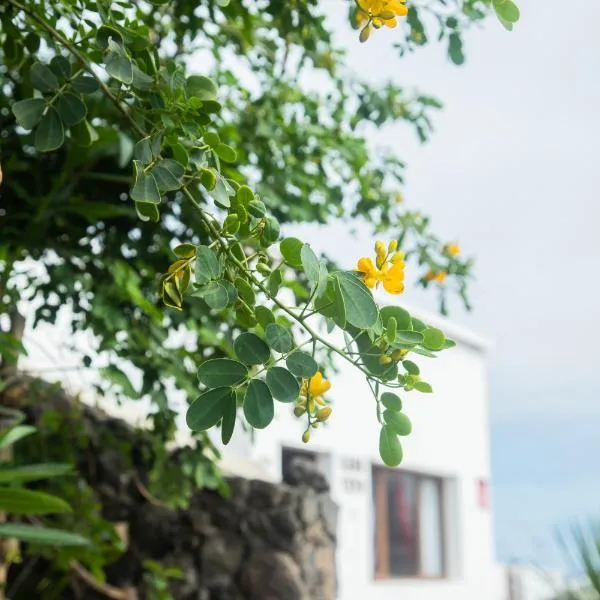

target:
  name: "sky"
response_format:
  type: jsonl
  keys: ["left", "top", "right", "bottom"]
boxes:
{"left": 13, "top": 0, "right": 600, "bottom": 572}
{"left": 309, "top": 0, "right": 600, "bottom": 568}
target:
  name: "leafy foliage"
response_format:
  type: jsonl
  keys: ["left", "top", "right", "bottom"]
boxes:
{"left": 0, "top": 0, "right": 516, "bottom": 592}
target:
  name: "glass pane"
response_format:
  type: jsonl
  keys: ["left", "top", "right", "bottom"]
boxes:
{"left": 419, "top": 478, "right": 444, "bottom": 576}
{"left": 387, "top": 472, "right": 419, "bottom": 576}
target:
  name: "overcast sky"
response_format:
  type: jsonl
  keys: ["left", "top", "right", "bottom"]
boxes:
{"left": 307, "top": 0, "right": 600, "bottom": 568}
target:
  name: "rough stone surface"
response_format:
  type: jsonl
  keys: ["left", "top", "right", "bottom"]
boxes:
{"left": 3, "top": 377, "right": 337, "bottom": 600}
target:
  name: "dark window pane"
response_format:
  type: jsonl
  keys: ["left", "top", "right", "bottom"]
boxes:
{"left": 387, "top": 471, "right": 419, "bottom": 576}
{"left": 419, "top": 477, "right": 444, "bottom": 576}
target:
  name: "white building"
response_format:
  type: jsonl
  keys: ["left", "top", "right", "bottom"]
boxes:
{"left": 220, "top": 301, "right": 504, "bottom": 600}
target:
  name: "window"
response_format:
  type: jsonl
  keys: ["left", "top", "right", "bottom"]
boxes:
{"left": 373, "top": 468, "right": 446, "bottom": 579}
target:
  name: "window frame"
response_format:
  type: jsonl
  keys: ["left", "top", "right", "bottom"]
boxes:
{"left": 373, "top": 466, "right": 447, "bottom": 581}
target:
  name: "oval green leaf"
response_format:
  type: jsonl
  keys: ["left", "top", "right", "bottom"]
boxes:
{"left": 0, "top": 463, "right": 72, "bottom": 484}
{"left": 55, "top": 92, "right": 87, "bottom": 127}
{"left": 334, "top": 271, "right": 378, "bottom": 329}
{"left": 221, "top": 391, "right": 237, "bottom": 445}
{"left": 30, "top": 62, "right": 59, "bottom": 92}
{"left": 286, "top": 351, "right": 318, "bottom": 378}
{"left": 380, "top": 306, "right": 412, "bottom": 331}
{"left": 186, "top": 387, "right": 232, "bottom": 431}
{"left": 243, "top": 379, "right": 274, "bottom": 429}
{"left": 12, "top": 98, "right": 46, "bottom": 130}
{"left": 266, "top": 367, "right": 300, "bottom": 403}
{"left": 380, "top": 392, "right": 402, "bottom": 411}
{"left": 34, "top": 107, "right": 64, "bottom": 152}
{"left": 423, "top": 327, "right": 445, "bottom": 350}
{"left": 383, "top": 409, "right": 412, "bottom": 436}
{"left": 255, "top": 306, "right": 275, "bottom": 329}
{"left": 379, "top": 426, "right": 403, "bottom": 467}
{"left": 280, "top": 237, "right": 303, "bottom": 267}
{"left": 265, "top": 323, "right": 292, "bottom": 353}
{"left": 197, "top": 358, "right": 248, "bottom": 388}
{"left": 195, "top": 245, "right": 221, "bottom": 284}
{"left": 234, "top": 333, "right": 270, "bottom": 365}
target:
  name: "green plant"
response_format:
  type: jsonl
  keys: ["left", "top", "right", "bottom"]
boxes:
{"left": 555, "top": 522, "right": 600, "bottom": 599}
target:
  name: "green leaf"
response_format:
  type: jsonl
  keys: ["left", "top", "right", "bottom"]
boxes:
{"left": 414, "top": 381, "right": 433, "bottom": 393}
{"left": 221, "top": 391, "right": 236, "bottom": 445}
{"left": 262, "top": 217, "right": 280, "bottom": 246}
{"left": 214, "top": 143, "right": 237, "bottom": 163}
{"left": 50, "top": 55, "right": 71, "bottom": 80}
{"left": 173, "top": 243, "right": 196, "bottom": 259}
{"left": 255, "top": 306, "right": 275, "bottom": 329}
{"left": 383, "top": 409, "right": 412, "bottom": 436}
{"left": 197, "top": 281, "right": 229, "bottom": 310}
{"left": 204, "top": 131, "right": 220, "bottom": 146}
{"left": 0, "top": 425, "right": 36, "bottom": 450}
{"left": 186, "top": 387, "right": 232, "bottom": 431}
{"left": 187, "top": 75, "right": 220, "bottom": 111}
{"left": 101, "top": 365, "right": 139, "bottom": 398}
{"left": 234, "top": 276, "right": 255, "bottom": 306}
{"left": 0, "top": 488, "right": 71, "bottom": 515}
{"left": 493, "top": 0, "right": 520, "bottom": 23}
{"left": 30, "top": 62, "right": 59, "bottom": 92}
{"left": 301, "top": 244, "right": 320, "bottom": 290}
{"left": 34, "top": 107, "right": 64, "bottom": 152}
{"left": 131, "top": 64, "right": 154, "bottom": 90}
{"left": 286, "top": 351, "right": 318, "bottom": 378}
{"left": 267, "top": 269, "right": 283, "bottom": 297}
{"left": 12, "top": 98, "right": 46, "bottom": 130}
{"left": 423, "top": 328, "right": 445, "bottom": 350}
{"left": 212, "top": 176, "right": 231, "bottom": 209}
{"left": 0, "top": 463, "right": 72, "bottom": 483}
{"left": 334, "top": 272, "right": 378, "bottom": 329}
{"left": 411, "top": 317, "right": 426, "bottom": 332}
{"left": 0, "top": 524, "right": 89, "bottom": 547}
{"left": 280, "top": 238, "right": 303, "bottom": 267}
{"left": 265, "top": 323, "right": 292, "bottom": 353}
{"left": 379, "top": 306, "right": 412, "bottom": 331}
{"left": 234, "top": 333, "right": 270, "bottom": 365}
{"left": 266, "top": 367, "right": 300, "bottom": 403}
{"left": 448, "top": 32, "right": 465, "bottom": 66}
{"left": 379, "top": 426, "right": 403, "bottom": 467}
{"left": 332, "top": 278, "right": 347, "bottom": 328}
{"left": 55, "top": 92, "right": 86, "bottom": 127}
{"left": 386, "top": 317, "right": 397, "bottom": 344}
{"left": 315, "top": 262, "right": 329, "bottom": 300}
{"left": 71, "top": 119, "right": 98, "bottom": 147}
{"left": 134, "top": 138, "right": 153, "bottom": 164}
{"left": 441, "top": 339, "right": 457, "bottom": 350}
{"left": 71, "top": 75, "right": 99, "bottom": 94}
{"left": 380, "top": 392, "right": 402, "bottom": 411}
{"left": 135, "top": 201, "right": 160, "bottom": 222}
{"left": 151, "top": 159, "right": 185, "bottom": 192}
{"left": 105, "top": 51, "right": 133, "bottom": 84}
{"left": 197, "top": 358, "right": 248, "bottom": 388}
{"left": 395, "top": 330, "right": 424, "bottom": 345}
{"left": 243, "top": 379, "right": 274, "bottom": 429}
{"left": 403, "top": 360, "right": 420, "bottom": 375}
{"left": 130, "top": 165, "right": 161, "bottom": 205}
{"left": 195, "top": 246, "right": 221, "bottom": 284}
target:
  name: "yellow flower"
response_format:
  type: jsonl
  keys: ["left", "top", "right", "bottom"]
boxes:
{"left": 301, "top": 371, "right": 331, "bottom": 400}
{"left": 444, "top": 242, "right": 460, "bottom": 257}
{"left": 355, "top": 0, "right": 408, "bottom": 40}
{"left": 425, "top": 269, "right": 447, "bottom": 284}
{"left": 357, "top": 243, "right": 406, "bottom": 295}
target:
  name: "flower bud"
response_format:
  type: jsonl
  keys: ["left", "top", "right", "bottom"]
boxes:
{"left": 302, "top": 430, "right": 310, "bottom": 443}
{"left": 388, "top": 239, "right": 398, "bottom": 252}
{"left": 379, "top": 355, "right": 393, "bottom": 365}
{"left": 294, "top": 406, "right": 306, "bottom": 417}
{"left": 317, "top": 407, "right": 332, "bottom": 422}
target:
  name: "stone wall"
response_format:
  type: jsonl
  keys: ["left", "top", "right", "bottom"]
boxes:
{"left": 2, "top": 377, "right": 337, "bottom": 600}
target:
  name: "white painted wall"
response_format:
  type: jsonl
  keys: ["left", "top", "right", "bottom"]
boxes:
{"left": 218, "top": 300, "right": 501, "bottom": 600}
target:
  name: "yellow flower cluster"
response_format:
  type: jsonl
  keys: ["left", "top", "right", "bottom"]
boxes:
{"left": 295, "top": 372, "right": 333, "bottom": 442}
{"left": 444, "top": 242, "right": 461, "bottom": 257}
{"left": 357, "top": 240, "right": 405, "bottom": 295}
{"left": 425, "top": 269, "right": 447, "bottom": 284}
{"left": 354, "top": 0, "right": 409, "bottom": 42}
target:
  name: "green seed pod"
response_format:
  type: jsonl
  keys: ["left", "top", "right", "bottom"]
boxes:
{"left": 256, "top": 262, "right": 271, "bottom": 276}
